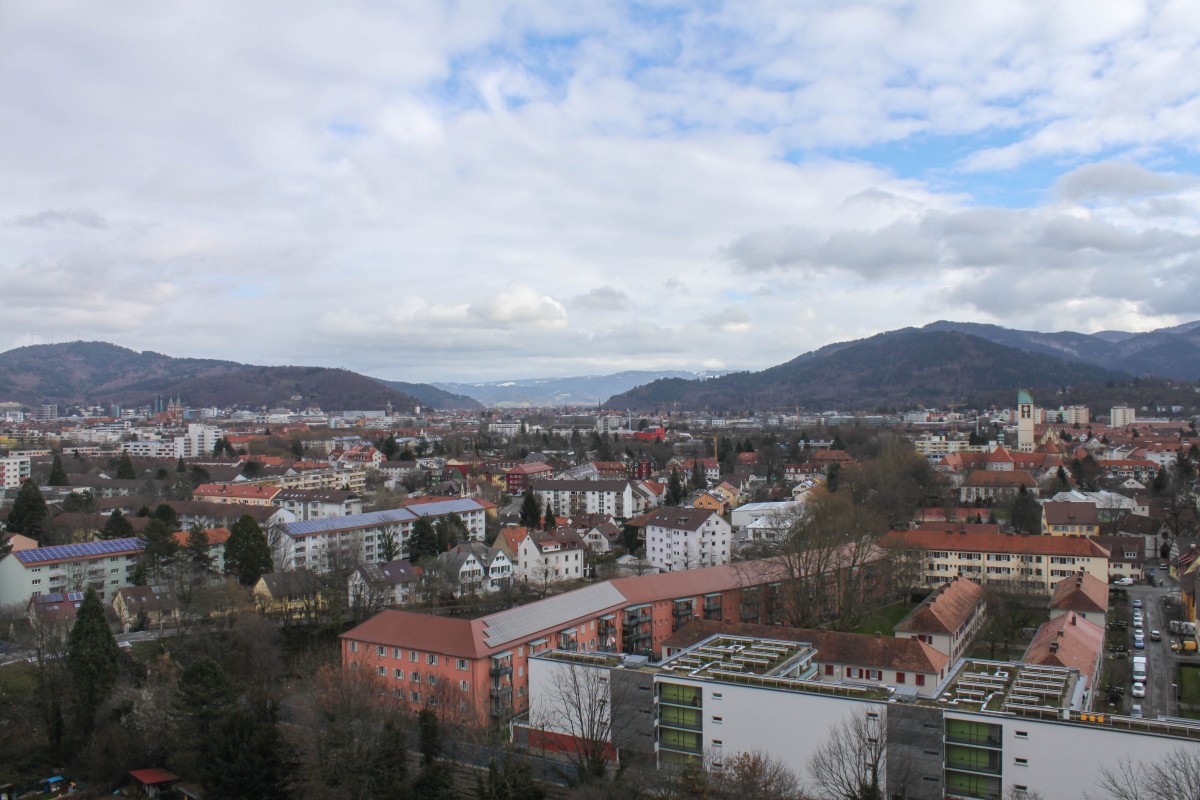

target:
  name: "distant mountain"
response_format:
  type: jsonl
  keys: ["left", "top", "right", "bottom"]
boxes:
{"left": 0, "top": 341, "right": 427, "bottom": 411}
{"left": 375, "top": 380, "right": 483, "bottom": 411}
{"left": 605, "top": 329, "right": 1135, "bottom": 411}
{"left": 434, "top": 370, "right": 732, "bottom": 408}
{"left": 921, "top": 320, "right": 1200, "bottom": 380}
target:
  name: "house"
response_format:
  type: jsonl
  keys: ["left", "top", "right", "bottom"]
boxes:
{"left": 689, "top": 490, "right": 730, "bottom": 515}
{"left": 426, "top": 542, "right": 513, "bottom": 595}
{"left": 349, "top": 559, "right": 423, "bottom": 609}
{"left": 581, "top": 522, "right": 623, "bottom": 553}
{"left": 517, "top": 528, "right": 587, "bottom": 585}
{"left": 494, "top": 526, "right": 530, "bottom": 570}
{"left": 192, "top": 483, "right": 281, "bottom": 506}
{"left": 644, "top": 508, "right": 732, "bottom": 572}
{"left": 505, "top": 462, "right": 554, "bottom": 494}
{"left": 893, "top": 576, "right": 986, "bottom": 662}
{"left": 253, "top": 569, "right": 325, "bottom": 617}
{"left": 112, "top": 585, "right": 179, "bottom": 632}
{"left": 170, "top": 527, "right": 231, "bottom": 574}
{"left": 1041, "top": 501, "right": 1100, "bottom": 537}
{"left": 1048, "top": 571, "right": 1108, "bottom": 626}
{"left": 878, "top": 524, "right": 1110, "bottom": 593}
{"left": 1094, "top": 534, "right": 1146, "bottom": 581}
{"left": 1021, "top": 613, "right": 1106, "bottom": 707}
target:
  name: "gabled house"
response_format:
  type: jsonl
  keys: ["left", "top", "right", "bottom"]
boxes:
{"left": 517, "top": 528, "right": 587, "bottom": 585}
{"left": 1048, "top": 571, "right": 1108, "bottom": 626}
{"left": 349, "top": 559, "right": 423, "bottom": 609}
{"left": 112, "top": 585, "right": 179, "bottom": 632}
{"left": 426, "top": 543, "right": 512, "bottom": 596}
{"left": 644, "top": 508, "right": 733, "bottom": 572}
{"left": 253, "top": 569, "right": 324, "bottom": 617}
{"left": 1041, "top": 501, "right": 1100, "bottom": 537}
{"left": 893, "top": 576, "right": 986, "bottom": 662}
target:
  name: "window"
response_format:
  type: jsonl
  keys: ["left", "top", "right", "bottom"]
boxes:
{"left": 394, "top": 648, "right": 402, "bottom": 659}
{"left": 350, "top": 661, "right": 359, "bottom": 670}
{"left": 410, "top": 650, "right": 418, "bottom": 662}
{"left": 394, "top": 668, "right": 403, "bottom": 679}
{"left": 457, "top": 659, "right": 468, "bottom": 670}
{"left": 349, "top": 641, "right": 358, "bottom": 653}
{"left": 460, "top": 680, "right": 470, "bottom": 692}
{"left": 376, "top": 666, "right": 385, "bottom": 676}
{"left": 410, "top": 691, "right": 421, "bottom": 703}
{"left": 896, "top": 672, "right": 906, "bottom": 684}
{"left": 376, "top": 646, "right": 386, "bottom": 656}
{"left": 411, "top": 672, "right": 419, "bottom": 681}
{"left": 824, "top": 664, "right": 834, "bottom": 675}
{"left": 427, "top": 654, "right": 439, "bottom": 666}
{"left": 712, "top": 716, "right": 722, "bottom": 724}
{"left": 711, "top": 692, "right": 722, "bottom": 699}
{"left": 427, "top": 675, "right": 438, "bottom": 686}
{"left": 1015, "top": 758, "right": 1028, "bottom": 767}
{"left": 915, "top": 675, "right": 926, "bottom": 687}
{"left": 1015, "top": 731, "right": 1028, "bottom": 738}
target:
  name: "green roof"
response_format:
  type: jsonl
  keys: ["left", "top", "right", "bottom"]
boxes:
{"left": 1017, "top": 389, "right": 1034, "bottom": 405}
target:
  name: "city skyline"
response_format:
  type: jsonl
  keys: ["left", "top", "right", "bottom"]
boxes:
{"left": 4, "top": 1, "right": 1200, "bottom": 382}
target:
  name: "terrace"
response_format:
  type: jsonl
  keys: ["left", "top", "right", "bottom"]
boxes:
{"left": 932, "top": 659, "right": 1077, "bottom": 714}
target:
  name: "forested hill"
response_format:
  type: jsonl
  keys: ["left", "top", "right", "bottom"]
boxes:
{"left": 0, "top": 341, "right": 427, "bottom": 411}
{"left": 605, "top": 329, "right": 1135, "bottom": 411}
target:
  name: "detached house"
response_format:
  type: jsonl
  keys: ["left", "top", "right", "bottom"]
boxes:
{"left": 427, "top": 542, "right": 513, "bottom": 595}
{"left": 1048, "top": 571, "right": 1108, "bottom": 626}
{"left": 893, "top": 576, "right": 986, "bottom": 662}
{"left": 349, "top": 559, "right": 423, "bottom": 609}
{"left": 1041, "top": 501, "right": 1100, "bottom": 537}
{"left": 517, "top": 528, "right": 587, "bottom": 585}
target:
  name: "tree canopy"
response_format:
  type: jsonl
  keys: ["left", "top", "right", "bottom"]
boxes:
{"left": 67, "top": 587, "right": 120, "bottom": 733}
{"left": 8, "top": 479, "right": 49, "bottom": 538}
{"left": 224, "top": 514, "right": 274, "bottom": 586}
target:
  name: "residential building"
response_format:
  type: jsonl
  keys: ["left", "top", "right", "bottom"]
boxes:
{"left": 1095, "top": 535, "right": 1145, "bottom": 581}
{"left": 193, "top": 483, "right": 281, "bottom": 506}
{"left": 1021, "top": 613, "right": 1106, "bottom": 707}
{"left": 1041, "top": 501, "right": 1100, "bottom": 537}
{"left": 516, "top": 528, "right": 587, "bottom": 585}
{"left": 879, "top": 524, "right": 1110, "bottom": 592}
{"left": 1048, "top": 571, "right": 1108, "bottom": 627}
{"left": 112, "top": 584, "right": 179, "bottom": 632}
{"left": 1111, "top": 405, "right": 1136, "bottom": 428}
{"left": 958, "top": 470, "right": 1039, "bottom": 503}
{"left": 271, "top": 489, "right": 362, "bottom": 520}
{"left": 0, "top": 455, "right": 32, "bottom": 489}
{"left": 0, "top": 537, "right": 144, "bottom": 607}
{"left": 644, "top": 508, "right": 732, "bottom": 572}
{"left": 531, "top": 480, "right": 636, "bottom": 521}
{"left": 252, "top": 569, "right": 324, "bottom": 616}
{"left": 170, "top": 527, "right": 230, "bottom": 573}
{"left": 174, "top": 423, "right": 221, "bottom": 459}
{"left": 893, "top": 576, "right": 987, "bottom": 662}
{"left": 349, "top": 559, "right": 423, "bottom": 609}
{"left": 427, "top": 542, "right": 513, "bottom": 595}
{"left": 505, "top": 462, "right": 554, "bottom": 494}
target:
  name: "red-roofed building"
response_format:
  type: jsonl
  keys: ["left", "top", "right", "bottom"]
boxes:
{"left": 894, "top": 576, "right": 986, "bottom": 661}
{"left": 505, "top": 462, "right": 554, "bottom": 494}
{"left": 171, "top": 527, "right": 231, "bottom": 573}
{"left": 1022, "top": 613, "right": 1106, "bottom": 706}
{"left": 1049, "top": 570, "right": 1109, "bottom": 626}
{"left": 879, "top": 525, "right": 1110, "bottom": 592}
{"left": 958, "top": 469, "right": 1039, "bottom": 502}
{"left": 193, "top": 483, "right": 281, "bottom": 507}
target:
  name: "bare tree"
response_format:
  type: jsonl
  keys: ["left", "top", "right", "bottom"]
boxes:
{"left": 1092, "top": 747, "right": 1200, "bottom": 800}
{"left": 808, "top": 709, "right": 886, "bottom": 800}
{"left": 711, "top": 751, "right": 807, "bottom": 800}
{"left": 529, "top": 660, "right": 635, "bottom": 785}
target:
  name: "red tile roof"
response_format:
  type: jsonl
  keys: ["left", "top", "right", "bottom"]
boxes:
{"left": 1022, "top": 613, "right": 1105, "bottom": 687}
{"left": 342, "top": 610, "right": 489, "bottom": 658}
{"left": 1049, "top": 571, "right": 1108, "bottom": 614}
{"left": 170, "top": 527, "right": 231, "bottom": 547}
{"left": 894, "top": 576, "right": 984, "bottom": 635}
{"left": 881, "top": 528, "right": 1110, "bottom": 558}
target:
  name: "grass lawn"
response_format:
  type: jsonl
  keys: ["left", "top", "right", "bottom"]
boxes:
{"left": 0, "top": 660, "right": 39, "bottom": 700}
{"left": 851, "top": 602, "right": 917, "bottom": 635}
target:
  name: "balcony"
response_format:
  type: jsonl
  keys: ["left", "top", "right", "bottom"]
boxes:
{"left": 490, "top": 662, "right": 512, "bottom": 678}
{"left": 658, "top": 706, "right": 702, "bottom": 732}
{"left": 490, "top": 685, "right": 513, "bottom": 699}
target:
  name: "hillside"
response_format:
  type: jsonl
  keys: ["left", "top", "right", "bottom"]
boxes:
{"left": 921, "top": 320, "right": 1200, "bottom": 380}
{"left": 0, "top": 342, "right": 426, "bottom": 411}
{"left": 375, "top": 379, "right": 483, "bottom": 411}
{"left": 605, "top": 329, "right": 1135, "bottom": 412}
{"left": 433, "top": 370, "right": 731, "bottom": 407}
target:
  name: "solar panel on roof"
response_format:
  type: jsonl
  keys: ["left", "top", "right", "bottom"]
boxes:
{"left": 281, "top": 508, "right": 417, "bottom": 537}
{"left": 16, "top": 537, "right": 145, "bottom": 565}
{"left": 483, "top": 582, "right": 627, "bottom": 647}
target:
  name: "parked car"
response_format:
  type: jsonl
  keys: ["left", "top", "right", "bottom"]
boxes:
{"left": 1161, "top": 562, "right": 1169, "bottom": 570}
{"left": 1133, "top": 598, "right": 1143, "bottom": 608}
{"left": 1134, "top": 636, "right": 1146, "bottom": 649}
{"left": 1151, "top": 630, "right": 1162, "bottom": 641}
{"left": 1132, "top": 682, "right": 1146, "bottom": 698}
{"left": 1115, "top": 577, "right": 1135, "bottom": 586}
{"left": 1131, "top": 703, "right": 1144, "bottom": 718}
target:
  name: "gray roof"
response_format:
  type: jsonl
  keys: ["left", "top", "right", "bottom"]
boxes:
{"left": 357, "top": 559, "right": 421, "bottom": 586}
{"left": 281, "top": 508, "right": 417, "bottom": 538}
{"left": 482, "top": 581, "right": 627, "bottom": 648}
{"left": 405, "top": 498, "right": 488, "bottom": 518}
{"left": 431, "top": 542, "right": 506, "bottom": 575}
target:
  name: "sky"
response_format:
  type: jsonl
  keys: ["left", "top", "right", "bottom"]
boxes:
{"left": 3, "top": 1, "right": 1200, "bottom": 383}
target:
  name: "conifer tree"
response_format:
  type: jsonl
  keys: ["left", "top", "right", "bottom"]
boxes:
{"left": 140, "top": 518, "right": 179, "bottom": 582}
{"left": 224, "top": 514, "right": 273, "bottom": 586}
{"left": 543, "top": 508, "right": 557, "bottom": 531}
{"left": 47, "top": 454, "right": 69, "bottom": 486}
{"left": 409, "top": 517, "right": 439, "bottom": 562}
{"left": 185, "top": 525, "right": 213, "bottom": 573}
{"left": 115, "top": 451, "right": 136, "bottom": 479}
{"left": 101, "top": 509, "right": 134, "bottom": 539}
{"left": 519, "top": 490, "right": 542, "bottom": 528}
{"left": 67, "top": 587, "right": 120, "bottom": 733}
{"left": 8, "top": 479, "right": 49, "bottom": 538}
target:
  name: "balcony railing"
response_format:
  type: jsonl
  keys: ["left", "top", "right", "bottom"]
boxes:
{"left": 490, "top": 663, "right": 512, "bottom": 678}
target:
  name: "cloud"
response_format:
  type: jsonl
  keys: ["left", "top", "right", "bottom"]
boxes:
{"left": 572, "top": 286, "right": 630, "bottom": 309}
{"left": 468, "top": 287, "right": 568, "bottom": 330}
{"left": 1055, "top": 162, "right": 1196, "bottom": 202}
{"left": 13, "top": 209, "right": 107, "bottom": 228}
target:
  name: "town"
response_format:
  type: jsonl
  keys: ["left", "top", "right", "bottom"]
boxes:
{"left": 2, "top": 388, "right": 1200, "bottom": 799}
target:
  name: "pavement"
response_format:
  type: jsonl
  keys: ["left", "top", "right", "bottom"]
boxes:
{"left": 1122, "top": 579, "right": 1189, "bottom": 719}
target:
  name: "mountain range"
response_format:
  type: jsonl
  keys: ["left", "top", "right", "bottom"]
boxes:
{"left": 0, "top": 342, "right": 430, "bottom": 412}
{"left": 432, "top": 371, "right": 731, "bottom": 408}
{"left": 605, "top": 320, "right": 1200, "bottom": 412}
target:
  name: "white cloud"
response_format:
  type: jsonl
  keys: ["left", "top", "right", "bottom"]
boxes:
{"left": 2, "top": 2, "right": 1200, "bottom": 383}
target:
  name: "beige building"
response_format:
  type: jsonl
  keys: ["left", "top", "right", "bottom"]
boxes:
{"left": 880, "top": 524, "right": 1110, "bottom": 593}
{"left": 1110, "top": 405, "right": 1136, "bottom": 428}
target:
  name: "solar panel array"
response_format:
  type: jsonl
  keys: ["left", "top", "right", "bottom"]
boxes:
{"left": 407, "top": 498, "right": 486, "bottom": 517}
{"left": 483, "top": 582, "right": 628, "bottom": 647}
{"left": 16, "top": 537, "right": 145, "bottom": 565}
{"left": 281, "top": 508, "right": 417, "bottom": 537}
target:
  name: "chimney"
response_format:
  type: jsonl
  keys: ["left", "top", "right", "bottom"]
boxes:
{"left": 1057, "top": 630, "right": 1065, "bottom": 638}
{"left": 1071, "top": 614, "right": 1077, "bottom": 626}
{"left": 1049, "top": 642, "right": 1059, "bottom": 654}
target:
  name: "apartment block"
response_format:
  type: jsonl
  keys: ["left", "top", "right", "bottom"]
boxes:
{"left": 644, "top": 508, "right": 733, "bottom": 572}
{"left": 0, "top": 537, "right": 144, "bottom": 607}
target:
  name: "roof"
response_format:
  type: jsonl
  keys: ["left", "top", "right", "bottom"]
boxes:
{"left": 401, "top": 497, "right": 489, "bottom": 517}
{"left": 531, "top": 479, "right": 630, "bottom": 492}
{"left": 170, "top": 527, "right": 231, "bottom": 547}
{"left": 1049, "top": 571, "right": 1109, "bottom": 614}
{"left": 343, "top": 609, "right": 489, "bottom": 658}
{"left": 130, "top": 769, "right": 180, "bottom": 786}
{"left": 961, "top": 470, "right": 1038, "bottom": 488}
{"left": 1021, "top": 613, "right": 1105, "bottom": 687}
{"left": 193, "top": 483, "right": 280, "bottom": 499}
{"left": 15, "top": 537, "right": 144, "bottom": 566}
{"left": 661, "top": 619, "right": 949, "bottom": 675}
{"left": 881, "top": 528, "right": 1110, "bottom": 559}
{"left": 894, "top": 576, "right": 985, "bottom": 635}
{"left": 115, "top": 584, "right": 177, "bottom": 610}
{"left": 432, "top": 542, "right": 508, "bottom": 573}
{"left": 1043, "top": 501, "right": 1100, "bottom": 527}
{"left": 281, "top": 508, "right": 417, "bottom": 538}
{"left": 481, "top": 582, "right": 628, "bottom": 648}
{"left": 356, "top": 559, "right": 422, "bottom": 587}
{"left": 646, "top": 507, "right": 721, "bottom": 532}
{"left": 257, "top": 569, "right": 323, "bottom": 597}
{"left": 610, "top": 560, "right": 776, "bottom": 604}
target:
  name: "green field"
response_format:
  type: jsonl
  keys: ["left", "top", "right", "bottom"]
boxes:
{"left": 1178, "top": 663, "right": 1200, "bottom": 718}
{"left": 851, "top": 602, "right": 917, "bottom": 635}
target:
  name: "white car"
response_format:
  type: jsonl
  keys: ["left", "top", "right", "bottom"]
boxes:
{"left": 1115, "top": 577, "right": 1135, "bottom": 586}
{"left": 1132, "top": 682, "right": 1146, "bottom": 698}
{"left": 1131, "top": 704, "right": 1144, "bottom": 718}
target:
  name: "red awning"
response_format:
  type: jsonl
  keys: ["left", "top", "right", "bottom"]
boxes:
{"left": 130, "top": 768, "right": 180, "bottom": 785}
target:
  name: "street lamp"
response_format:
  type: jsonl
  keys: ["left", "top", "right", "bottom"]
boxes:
{"left": 1172, "top": 682, "right": 1179, "bottom": 713}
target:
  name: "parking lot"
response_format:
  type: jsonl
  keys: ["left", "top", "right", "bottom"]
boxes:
{"left": 1117, "top": 579, "right": 1191, "bottom": 719}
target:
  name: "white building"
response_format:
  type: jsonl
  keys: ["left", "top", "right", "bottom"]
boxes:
{"left": 271, "top": 489, "right": 363, "bottom": 521}
{"left": 532, "top": 480, "right": 636, "bottom": 521}
{"left": 174, "top": 423, "right": 222, "bottom": 458}
{"left": 0, "top": 455, "right": 32, "bottom": 490}
{"left": 0, "top": 537, "right": 143, "bottom": 607}
{"left": 1111, "top": 405, "right": 1136, "bottom": 428}
{"left": 516, "top": 529, "right": 587, "bottom": 584}
{"left": 427, "top": 542, "right": 513, "bottom": 595}
{"left": 645, "top": 508, "right": 732, "bottom": 572}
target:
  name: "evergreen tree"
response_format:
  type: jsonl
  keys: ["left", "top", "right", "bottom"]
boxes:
{"left": 202, "top": 702, "right": 289, "bottom": 800}
{"left": 418, "top": 708, "right": 441, "bottom": 765}
{"left": 826, "top": 462, "right": 842, "bottom": 492}
{"left": 543, "top": 508, "right": 557, "bottom": 531}
{"left": 176, "top": 656, "right": 238, "bottom": 741}
{"left": 666, "top": 468, "right": 684, "bottom": 506}
{"left": 366, "top": 719, "right": 411, "bottom": 796}
{"left": 140, "top": 518, "right": 179, "bottom": 582}
{"left": 435, "top": 514, "right": 464, "bottom": 553}
{"left": 380, "top": 435, "right": 400, "bottom": 459}
{"left": 224, "top": 514, "right": 274, "bottom": 586}
{"left": 519, "top": 490, "right": 542, "bottom": 528}
{"left": 67, "top": 587, "right": 120, "bottom": 733}
{"left": 477, "top": 758, "right": 547, "bottom": 800}
{"left": 115, "top": 451, "right": 136, "bottom": 479}
{"left": 101, "top": 509, "right": 134, "bottom": 539}
{"left": 47, "top": 454, "right": 69, "bottom": 486}
{"left": 1008, "top": 486, "right": 1041, "bottom": 535}
{"left": 689, "top": 459, "right": 706, "bottom": 491}
{"left": 8, "top": 479, "right": 49, "bottom": 538}
{"left": 185, "top": 525, "right": 213, "bottom": 574}
{"left": 177, "top": 457, "right": 187, "bottom": 473}
{"left": 410, "top": 517, "right": 439, "bottom": 562}
{"left": 152, "top": 502, "right": 181, "bottom": 531}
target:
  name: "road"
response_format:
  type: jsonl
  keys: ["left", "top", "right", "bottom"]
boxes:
{"left": 1123, "top": 579, "right": 1183, "bottom": 719}
{"left": 0, "top": 627, "right": 176, "bottom": 667}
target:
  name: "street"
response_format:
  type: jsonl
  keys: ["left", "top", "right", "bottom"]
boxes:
{"left": 1122, "top": 579, "right": 1186, "bottom": 719}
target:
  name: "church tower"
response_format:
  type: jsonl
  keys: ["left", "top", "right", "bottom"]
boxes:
{"left": 1017, "top": 389, "right": 1035, "bottom": 453}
